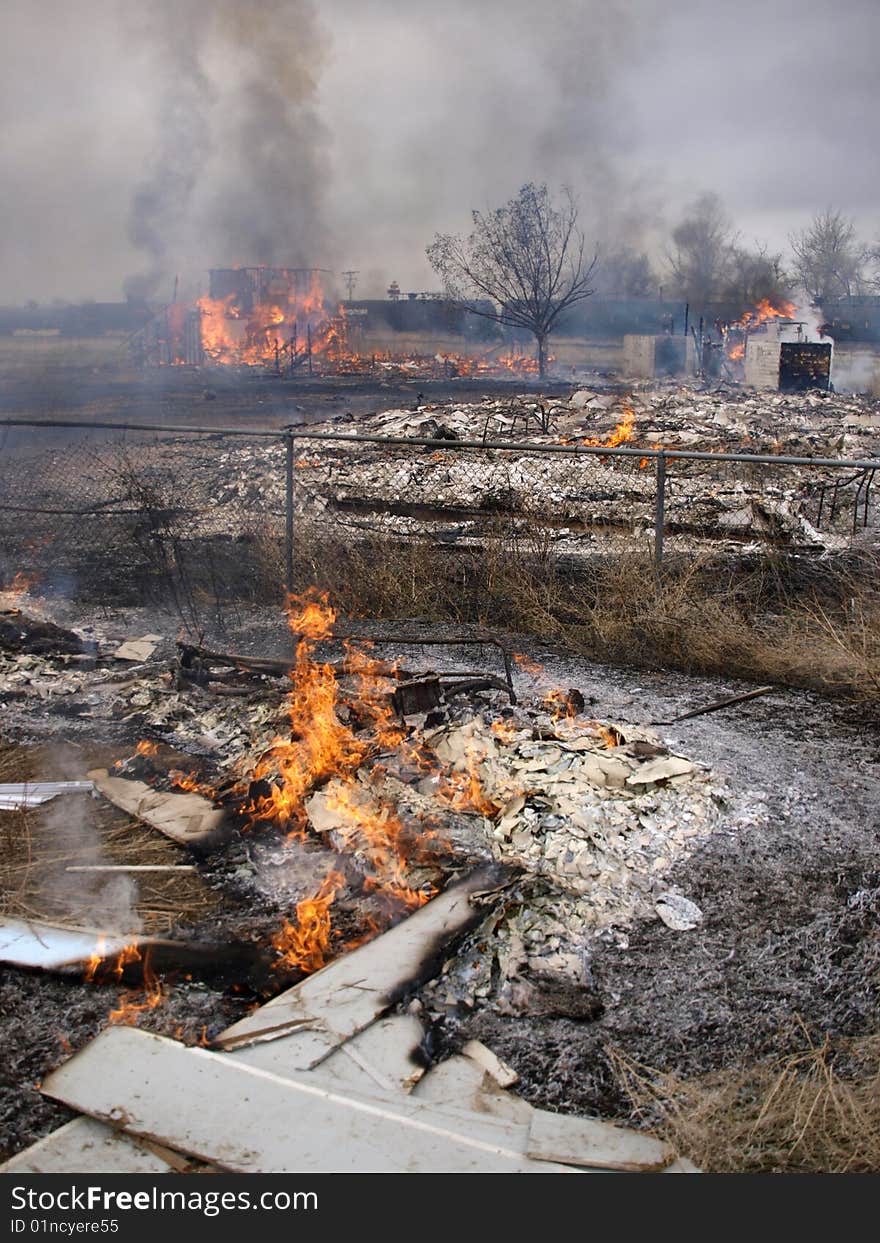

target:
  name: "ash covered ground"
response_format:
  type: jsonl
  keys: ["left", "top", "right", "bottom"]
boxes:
{"left": 1, "top": 593, "right": 878, "bottom": 1161}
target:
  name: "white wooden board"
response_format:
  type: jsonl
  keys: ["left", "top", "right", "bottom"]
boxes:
{"left": 40, "top": 1027, "right": 569, "bottom": 1174}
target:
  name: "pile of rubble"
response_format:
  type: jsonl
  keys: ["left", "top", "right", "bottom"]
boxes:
{"left": 319, "top": 380, "right": 880, "bottom": 457}
{"left": 274, "top": 385, "right": 878, "bottom": 556}
{"left": 0, "top": 592, "right": 723, "bottom": 1171}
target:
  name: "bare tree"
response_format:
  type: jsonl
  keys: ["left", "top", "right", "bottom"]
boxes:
{"left": 667, "top": 192, "right": 734, "bottom": 307}
{"left": 593, "top": 246, "right": 658, "bottom": 298}
{"left": 427, "top": 183, "right": 597, "bottom": 377}
{"left": 789, "top": 209, "right": 869, "bottom": 304}
{"left": 724, "top": 242, "right": 792, "bottom": 308}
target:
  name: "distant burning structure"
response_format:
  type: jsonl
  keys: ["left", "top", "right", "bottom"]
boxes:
{"left": 132, "top": 265, "right": 545, "bottom": 377}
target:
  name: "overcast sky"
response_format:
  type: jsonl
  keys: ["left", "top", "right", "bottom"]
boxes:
{"left": 1, "top": 0, "right": 878, "bottom": 302}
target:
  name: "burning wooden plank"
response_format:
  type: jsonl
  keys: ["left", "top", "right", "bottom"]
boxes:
{"left": 217, "top": 865, "right": 506, "bottom": 1071}
{"left": 0, "top": 919, "right": 170, "bottom": 973}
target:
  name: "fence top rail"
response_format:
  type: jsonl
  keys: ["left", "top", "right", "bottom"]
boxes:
{"left": 3, "top": 417, "right": 879, "bottom": 472}
{"left": 290, "top": 428, "right": 880, "bottom": 472}
{"left": 0, "top": 417, "right": 281, "bottom": 439}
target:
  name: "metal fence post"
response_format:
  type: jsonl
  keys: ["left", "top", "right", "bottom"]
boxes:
{"left": 285, "top": 430, "right": 295, "bottom": 595}
{"left": 654, "top": 449, "right": 666, "bottom": 566}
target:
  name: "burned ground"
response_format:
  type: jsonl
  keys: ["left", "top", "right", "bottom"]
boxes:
{"left": 1, "top": 595, "right": 878, "bottom": 1165}
{"left": 1, "top": 357, "right": 879, "bottom": 1171}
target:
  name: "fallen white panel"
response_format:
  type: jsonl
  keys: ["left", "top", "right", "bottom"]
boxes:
{"left": 219, "top": 869, "right": 493, "bottom": 1068}
{"left": 0, "top": 919, "right": 148, "bottom": 972}
{"left": 316, "top": 1014, "right": 427, "bottom": 1094}
{"left": 88, "top": 770, "right": 226, "bottom": 846}
{"left": 0, "top": 781, "right": 93, "bottom": 810}
{"left": 6, "top": 1017, "right": 425, "bottom": 1174}
{"left": 461, "top": 1039, "right": 518, "bottom": 1088}
{"left": 40, "top": 1027, "right": 569, "bottom": 1173}
{"left": 527, "top": 1108, "right": 674, "bottom": 1172}
{"left": 413, "top": 1056, "right": 533, "bottom": 1125}
{"left": 0, "top": 1117, "right": 184, "bottom": 1174}
{"left": 113, "top": 635, "right": 162, "bottom": 662}
{"left": 412, "top": 1054, "right": 486, "bottom": 1106}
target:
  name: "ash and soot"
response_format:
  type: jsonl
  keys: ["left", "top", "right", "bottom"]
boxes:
{"left": 3, "top": 0, "right": 880, "bottom": 1181}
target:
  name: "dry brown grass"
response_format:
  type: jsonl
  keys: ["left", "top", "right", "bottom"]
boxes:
{"left": 288, "top": 521, "right": 880, "bottom": 701}
{"left": 610, "top": 1024, "right": 880, "bottom": 1173}
{"left": 0, "top": 743, "right": 219, "bottom": 935}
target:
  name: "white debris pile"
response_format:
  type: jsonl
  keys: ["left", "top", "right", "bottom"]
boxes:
{"left": 402, "top": 712, "right": 722, "bottom": 1013}
{"left": 315, "top": 383, "right": 880, "bottom": 458}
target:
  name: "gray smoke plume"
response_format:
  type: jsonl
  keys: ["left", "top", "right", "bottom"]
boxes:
{"left": 123, "top": 7, "right": 215, "bottom": 301}
{"left": 124, "top": 0, "right": 330, "bottom": 300}
{"left": 40, "top": 791, "right": 142, "bottom": 936}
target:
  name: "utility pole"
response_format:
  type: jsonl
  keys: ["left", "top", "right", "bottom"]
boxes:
{"left": 341, "top": 270, "right": 359, "bottom": 302}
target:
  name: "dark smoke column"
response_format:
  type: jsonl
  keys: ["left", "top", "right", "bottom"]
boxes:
{"left": 124, "top": 0, "right": 332, "bottom": 301}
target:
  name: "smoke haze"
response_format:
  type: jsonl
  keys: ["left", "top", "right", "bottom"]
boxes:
{"left": 0, "top": 0, "right": 877, "bottom": 302}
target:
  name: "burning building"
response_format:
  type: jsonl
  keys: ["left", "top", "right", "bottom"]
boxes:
{"left": 743, "top": 319, "right": 833, "bottom": 392}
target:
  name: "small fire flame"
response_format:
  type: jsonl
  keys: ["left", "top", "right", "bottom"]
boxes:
{"left": 512, "top": 652, "right": 544, "bottom": 677}
{"left": 83, "top": 941, "right": 165, "bottom": 1026}
{"left": 4, "top": 571, "right": 38, "bottom": 597}
{"left": 491, "top": 718, "right": 519, "bottom": 743}
{"left": 136, "top": 739, "right": 159, "bottom": 758}
{"left": 272, "top": 870, "right": 346, "bottom": 974}
{"left": 581, "top": 406, "right": 636, "bottom": 449}
{"left": 107, "top": 950, "right": 164, "bottom": 1026}
{"left": 544, "top": 689, "right": 580, "bottom": 722}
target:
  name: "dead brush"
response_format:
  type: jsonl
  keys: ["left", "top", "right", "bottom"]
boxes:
{"left": 609, "top": 1024, "right": 880, "bottom": 1173}
{"left": 279, "top": 519, "right": 880, "bottom": 701}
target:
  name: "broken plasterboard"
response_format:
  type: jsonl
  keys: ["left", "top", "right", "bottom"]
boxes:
{"left": 527, "top": 1108, "right": 674, "bottom": 1172}
{"left": 0, "top": 780, "right": 93, "bottom": 809}
{"left": 0, "top": 919, "right": 151, "bottom": 972}
{"left": 40, "top": 1027, "right": 570, "bottom": 1174}
{"left": 5, "top": 1014, "right": 428, "bottom": 1174}
{"left": 87, "top": 770, "right": 226, "bottom": 847}
{"left": 0, "top": 1117, "right": 195, "bottom": 1175}
{"left": 113, "top": 635, "right": 162, "bottom": 662}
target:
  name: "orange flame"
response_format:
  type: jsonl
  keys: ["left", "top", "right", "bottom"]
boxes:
{"left": 581, "top": 407, "right": 635, "bottom": 449}
{"left": 107, "top": 950, "right": 164, "bottom": 1025}
{"left": 544, "top": 689, "right": 580, "bottom": 722}
{"left": 136, "top": 739, "right": 159, "bottom": 758}
{"left": 736, "top": 297, "right": 796, "bottom": 330}
{"left": 271, "top": 869, "right": 346, "bottom": 974}
{"left": 512, "top": 652, "right": 544, "bottom": 677}
{"left": 324, "top": 781, "right": 434, "bottom": 912}
{"left": 4, "top": 571, "right": 38, "bottom": 597}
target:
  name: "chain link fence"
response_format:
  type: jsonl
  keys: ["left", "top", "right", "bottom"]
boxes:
{"left": 0, "top": 422, "right": 285, "bottom": 629}
{"left": 1, "top": 419, "right": 877, "bottom": 623}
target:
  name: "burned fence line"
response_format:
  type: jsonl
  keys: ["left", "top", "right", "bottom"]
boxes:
{"left": 1, "top": 419, "right": 879, "bottom": 622}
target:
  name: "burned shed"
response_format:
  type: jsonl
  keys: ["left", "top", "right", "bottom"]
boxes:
{"left": 745, "top": 331, "right": 833, "bottom": 392}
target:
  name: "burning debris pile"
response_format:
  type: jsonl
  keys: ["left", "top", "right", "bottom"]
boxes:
{"left": 2, "top": 592, "right": 722, "bottom": 992}
{"left": 137, "top": 265, "right": 544, "bottom": 379}
{"left": 277, "top": 386, "right": 879, "bottom": 557}
{"left": 1, "top": 588, "right": 722, "bottom": 1171}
